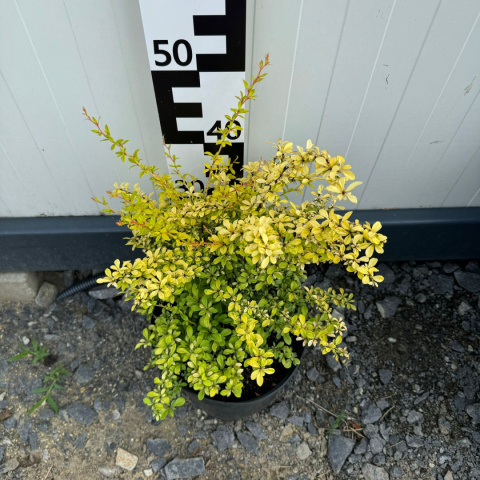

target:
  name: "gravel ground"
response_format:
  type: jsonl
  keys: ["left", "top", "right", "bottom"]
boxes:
{"left": 0, "top": 260, "right": 479, "bottom": 480}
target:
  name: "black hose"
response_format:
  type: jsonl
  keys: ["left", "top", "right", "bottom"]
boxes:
{"left": 56, "top": 272, "right": 106, "bottom": 300}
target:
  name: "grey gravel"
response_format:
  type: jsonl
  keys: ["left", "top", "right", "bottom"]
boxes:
{"left": 376, "top": 297, "right": 401, "bottom": 319}
{"left": 328, "top": 434, "right": 355, "bottom": 474}
{"left": 245, "top": 421, "right": 267, "bottom": 440}
{"left": 236, "top": 431, "right": 258, "bottom": 454}
{"left": 378, "top": 369, "right": 392, "bottom": 385}
{"left": 74, "top": 364, "right": 94, "bottom": 384}
{"left": 269, "top": 401, "right": 289, "bottom": 419}
{"left": 362, "top": 403, "right": 382, "bottom": 424}
{"left": 454, "top": 271, "right": 480, "bottom": 292}
{"left": 362, "top": 463, "right": 389, "bottom": 480}
{"left": 287, "top": 415, "right": 304, "bottom": 427}
{"left": 306, "top": 367, "right": 319, "bottom": 382}
{"left": 466, "top": 403, "right": 480, "bottom": 424}
{"left": 35, "top": 282, "right": 58, "bottom": 308}
{"left": 65, "top": 402, "right": 97, "bottom": 426}
{"left": 164, "top": 457, "right": 205, "bottom": 480}
{"left": 406, "top": 410, "right": 424, "bottom": 424}
{"left": 82, "top": 315, "right": 96, "bottom": 329}
{"left": 151, "top": 457, "right": 167, "bottom": 473}
{"left": 146, "top": 438, "right": 170, "bottom": 457}
{"left": 212, "top": 425, "right": 235, "bottom": 451}
{"left": 405, "top": 434, "right": 423, "bottom": 448}
{"left": 296, "top": 442, "right": 312, "bottom": 460}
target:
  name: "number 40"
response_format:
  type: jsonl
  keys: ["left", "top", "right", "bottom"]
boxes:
{"left": 207, "top": 120, "right": 242, "bottom": 140}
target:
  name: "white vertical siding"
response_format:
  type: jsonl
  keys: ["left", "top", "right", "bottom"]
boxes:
{"left": 0, "top": 0, "right": 479, "bottom": 216}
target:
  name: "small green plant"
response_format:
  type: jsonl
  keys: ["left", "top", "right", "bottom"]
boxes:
{"left": 8, "top": 338, "right": 49, "bottom": 365}
{"left": 8, "top": 339, "right": 70, "bottom": 415}
{"left": 84, "top": 54, "right": 386, "bottom": 421}
{"left": 28, "top": 365, "right": 70, "bottom": 415}
{"left": 327, "top": 410, "right": 347, "bottom": 437}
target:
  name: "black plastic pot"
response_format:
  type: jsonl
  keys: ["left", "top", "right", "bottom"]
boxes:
{"left": 181, "top": 344, "right": 307, "bottom": 421}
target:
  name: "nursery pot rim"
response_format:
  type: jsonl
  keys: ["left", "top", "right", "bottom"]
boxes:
{"left": 181, "top": 342, "right": 307, "bottom": 420}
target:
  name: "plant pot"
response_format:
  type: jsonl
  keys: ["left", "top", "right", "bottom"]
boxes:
{"left": 182, "top": 343, "right": 307, "bottom": 421}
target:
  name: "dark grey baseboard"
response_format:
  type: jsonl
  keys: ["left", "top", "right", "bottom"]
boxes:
{"left": 1, "top": 208, "right": 479, "bottom": 272}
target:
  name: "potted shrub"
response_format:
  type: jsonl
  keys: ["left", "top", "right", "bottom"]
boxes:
{"left": 84, "top": 55, "right": 386, "bottom": 421}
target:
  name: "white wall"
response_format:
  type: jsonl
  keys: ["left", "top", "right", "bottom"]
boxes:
{"left": 1, "top": 0, "right": 479, "bottom": 217}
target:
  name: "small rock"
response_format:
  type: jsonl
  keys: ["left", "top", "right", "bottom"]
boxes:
{"left": 144, "top": 468, "right": 153, "bottom": 477}
{"left": 362, "top": 403, "right": 382, "bottom": 424}
{"left": 65, "top": 402, "right": 97, "bottom": 426}
{"left": 390, "top": 466, "right": 403, "bottom": 478}
{"left": 82, "top": 315, "right": 96, "bottom": 329}
{"left": 269, "top": 401, "right": 290, "bottom": 420}
{"left": 236, "top": 431, "right": 258, "bottom": 454}
{"left": 362, "top": 463, "right": 389, "bottom": 480}
{"left": 188, "top": 440, "right": 201, "bottom": 454}
{"left": 287, "top": 415, "right": 304, "bottom": 427}
{"left": 306, "top": 367, "right": 319, "bottom": 382}
{"left": 466, "top": 404, "right": 480, "bottom": 424}
{"left": 444, "top": 471, "right": 454, "bottom": 480}
{"left": 164, "top": 457, "right": 205, "bottom": 480}
{"left": 414, "top": 392, "right": 429, "bottom": 405}
{"left": 430, "top": 274, "right": 454, "bottom": 295}
{"left": 451, "top": 340, "right": 465, "bottom": 353}
{"left": 93, "top": 398, "right": 103, "bottom": 412}
{"left": 354, "top": 437, "right": 368, "bottom": 455}
{"left": 115, "top": 447, "right": 138, "bottom": 471}
{"left": 376, "top": 297, "right": 401, "bottom": 319}
{"left": 112, "top": 410, "right": 121, "bottom": 420}
{"left": 443, "top": 263, "right": 459, "bottom": 274}
{"left": 326, "top": 354, "right": 341, "bottom": 372}
{"left": 74, "top": 364, "right": 94, "bottom": 384}
{"left": 75, "top": 432, "right": 88, "bottom": 449}
{"left": 438, "top": 416, "right": 451, "bottom": 435}
{"left": 369, "top": 436, "right": 384, "bottom": 455}
{"left": 296, "top": 442, "right": 312, "bottom": 460}
{"left": 29, "top": 430, "right": 40, "bottom": 450}
{"left": 415, "top": 293, "right": 427, "bottom": 303}
{"left": 327, "top": 434, "right": 355, "bottom": 474}
{"left": 35, "top": 282, "right": 58, "bottom": 309}
{"left": 0, "top": 458, "right": 20, "bottom": 474}
{"left": 377, "top": 264, "right": 395, "bottom": 284}
{"left": 38, "top": 408, "right": 55, "bottom": 420}
{"left": 146, "top": 438, "right": 170, "bottom": 457}
{"left": 405, "top": 434, "right": 423, "bottom": 448}
{"left": 212, "top": 425, "right": 235, "bottom": 451}
{"left": 4, "top": 417, "right": 17, "bottom": 429}
{"left": 406, "top": 410, "right": 424, "bottom": 424}
{"left": 42, "top": 449, "right": 49, "bottom": 461}
{"left": 99, "top": 466, "right": 121, "bottom": 478}
{"left": 458, "top": 301, "right": 471, "bottom": 315}
{"left": 0, "top": 446, "right": 4, "bottom": 463}
{"left": 454, "top": 271, "right": 480, "bottom": 293}
{"left": 151, "top": 457, "right": 167, "bottom": 473}
{"left": 245, "top": 421, "right": 267, "bottom": 440}
{"left": 379, "top": 369, "right": 392, "bottom": 385}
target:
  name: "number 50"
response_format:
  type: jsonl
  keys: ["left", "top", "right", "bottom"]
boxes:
{"left": 153, "top": 39, "right": 192, "bottom": 67}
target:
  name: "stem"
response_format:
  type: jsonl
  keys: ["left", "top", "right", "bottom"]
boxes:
{"left": 203, "top": 54, "right": 270, "bottom": 198}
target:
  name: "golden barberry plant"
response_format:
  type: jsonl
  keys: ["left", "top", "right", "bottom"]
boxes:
{"left": 84, "top": 55, "right": 386, "bottom": 420}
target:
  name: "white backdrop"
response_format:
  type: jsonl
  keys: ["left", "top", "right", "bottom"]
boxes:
{"left": 1, "top": 0, "right": 479, "bottom": 217}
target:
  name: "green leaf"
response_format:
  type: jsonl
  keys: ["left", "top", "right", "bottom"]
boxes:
{"left": 27, "top": 397, "right": 46, "bottom": 416}
{"left": 8, "top": 351, "right": 30, "bottom": 362}
{"left": 173, "top": 397, "right": 185, "bottom": 407}
{"left": 46, "top": 396, "right": 59, "bottom": 414}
